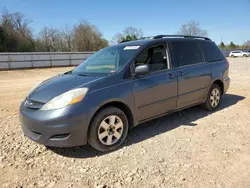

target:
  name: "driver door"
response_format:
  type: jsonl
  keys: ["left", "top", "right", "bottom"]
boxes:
{"left": 133, "top": 43, "right": 178, "bottom": 121}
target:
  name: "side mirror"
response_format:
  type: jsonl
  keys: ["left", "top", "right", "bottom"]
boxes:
{"left": 135, "top": 64, "right": 149, "bottom": 76}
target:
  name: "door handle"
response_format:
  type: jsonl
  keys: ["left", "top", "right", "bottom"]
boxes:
{"left": 169, "top": 73, "right": 176, "bottom": 79}
{"left": 178, "top": 71, "right": 183, "bottom": 76}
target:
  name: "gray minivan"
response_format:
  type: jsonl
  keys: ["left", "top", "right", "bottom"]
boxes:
{"left": 19, "top": 35, "right": 230, "bottom": 152}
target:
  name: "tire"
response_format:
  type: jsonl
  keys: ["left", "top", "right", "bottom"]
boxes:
{"left": 231, "top": 55, "right": 234, "bottom": 58}
{"left": 243, "top": 54, "right": 247, "bottom": 57}
{"left": 202, "top": 84, "right": 222, "bottom": 111}
{"left": 88, "top": 107, "right": 129, "bottom": 152}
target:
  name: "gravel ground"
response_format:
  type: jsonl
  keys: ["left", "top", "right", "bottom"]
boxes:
{"left": 0, "top": 58, "right": 250, "bottom": 188}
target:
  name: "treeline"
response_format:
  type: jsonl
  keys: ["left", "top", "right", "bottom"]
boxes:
{"left": 0, "top": 9, "right": 147, "bottom": 52}
{"left": 218, "top": 41, "right": 250, "bottom": 50}
{"left": 0, "top": 10, "right": 249, "bottom": 52}
{"left": 0, "top": 10, "right": 108, "bottom": 52}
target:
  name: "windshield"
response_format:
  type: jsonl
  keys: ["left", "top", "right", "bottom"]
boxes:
{"left": 72, "top": 45, "right": 140, "bottom": 74}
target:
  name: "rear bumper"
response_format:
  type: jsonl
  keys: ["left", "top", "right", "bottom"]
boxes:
{"left": 19, "top": 102, "right": 90, "bottom": 147}
{"left": 223, "top": 77, "right": 230, "bottom": 94}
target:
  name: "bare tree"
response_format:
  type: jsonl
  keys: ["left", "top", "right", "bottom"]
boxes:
{"left": 177, "top": 20, "right": 208, "bottom": 37}
{"left": 111, "top": 32, "right": 123, "bottom": 44}
{"left": 123, "top": 27, "right": 143, "bottom": 39}
{"left": 1, "top": 10, "right": 32, "bottom": 37}
{"left": 244, "top": 40, "right": 250, "bottom": 48}
{"left": 72, "top": 21, "right": 107, "bottom": 51}
{"left": 61, "top": 25, "right": 73, "bottom": 51}
{"left": 0, "top": 9, "right": 34, "bottom": 52}
{"left": 111, "top": 27, "right": 144, "bottom": 44}
{"left": 1, "top": 9, "right": 109, "bottom": 52}
{"left": 37, "top": 27, "right": 63, "bottom": 51}
{"left": 11, "top": 12, "right": 32, "bottom": 38}
{"left": 37, "top": 22, "right": 108, "bottom": 52}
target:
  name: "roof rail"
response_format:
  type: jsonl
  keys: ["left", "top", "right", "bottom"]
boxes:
{"left": 119, "top": 40, "right": 131, "bottom": 43}
{"left": 119, "top": 36, "right": 154, "bottom": 43}
{"left": 140, "top": 36, "right": 154, "bottom": 40}
{"left": 153, "top": 35, "right": 211, "bottom": 41}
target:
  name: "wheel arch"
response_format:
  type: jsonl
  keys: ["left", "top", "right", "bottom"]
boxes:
{"left": 88, "top": 101, "right": 135, "bottom": 133}
{"left": 213, "top": 79, "right": 224, "bottom": 95}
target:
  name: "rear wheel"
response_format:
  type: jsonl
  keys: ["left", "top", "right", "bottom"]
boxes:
{"left": 202, "top": 84, "right": 222, "bottom": 111}
{"left": 88, "top": 107, "right": 129, "bottom": 152}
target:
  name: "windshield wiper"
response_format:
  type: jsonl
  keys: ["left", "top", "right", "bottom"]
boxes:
{"left": 64, "top": 70, "right": 72, "bottom": 75}
{"left": 76, "top": 73, "right": 88, "bottom": 76}
{"left": 66, "top": 71, "right": 88, "bottom": 76}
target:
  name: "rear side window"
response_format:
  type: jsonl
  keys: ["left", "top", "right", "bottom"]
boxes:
{"left": 172, "top": 41, "right": 204, "bottom": 67}
{"left": 200, "top": 41, "right": 224, "bottom": 62}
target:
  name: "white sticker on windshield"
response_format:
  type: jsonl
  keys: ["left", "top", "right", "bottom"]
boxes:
{"left": 124, "top": 46, "right": 140, "bottom": 50}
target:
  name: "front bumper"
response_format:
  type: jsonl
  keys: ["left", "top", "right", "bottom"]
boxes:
{"left": 19, "top": 101, "right": 91, "bottom": 147}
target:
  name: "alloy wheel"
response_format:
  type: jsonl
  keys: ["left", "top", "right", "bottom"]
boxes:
{"left": 98, "top": 115, "right": 124, "bottom": 146}
{"left": 210, "top": 88, "right": 220, "bottom": 107}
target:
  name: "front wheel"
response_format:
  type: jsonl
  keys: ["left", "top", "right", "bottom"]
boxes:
{"left": 243, "top": 54, "right": 247, "bottom": 57}
{"left": 88, "top": 107, "right": 129, "bottom": 152}
{"left": 202, "top": 84, "right": 222, "bottom": 111}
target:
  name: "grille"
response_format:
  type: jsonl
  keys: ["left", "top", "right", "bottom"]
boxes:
{"left": 25, "top": 99, "right": 44, "bottom": 110}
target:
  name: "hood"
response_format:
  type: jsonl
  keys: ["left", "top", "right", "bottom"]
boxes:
{"left": 27, "top": 74, "right": 104, "bottom": 103}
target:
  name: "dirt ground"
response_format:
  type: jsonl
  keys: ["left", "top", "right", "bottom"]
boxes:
{"left": 0, "top": 58, "right": 250, "bottom": 188}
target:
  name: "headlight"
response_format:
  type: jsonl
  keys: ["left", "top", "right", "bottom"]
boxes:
{"left": 40, "top": 88, "right": 88, "bottom": 111}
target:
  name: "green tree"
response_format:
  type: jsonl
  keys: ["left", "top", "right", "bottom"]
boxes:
{"left": 121, "top": 34, "right": 138, "bottom": 41}
{"left": 229, "top": 41, "right": 236, "bottom": 49}
{"left": 218, "top": 42, "right": 225, "bottom": 49}
{"left": 0, "top": 26, "right": 7, "bottom": 52}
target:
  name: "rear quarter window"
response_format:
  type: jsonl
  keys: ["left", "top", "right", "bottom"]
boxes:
{"left": 199, "top": 41, "right": 225, "bottom": 62}
{"left": 171, "top": 41, "right": 204, "bottom": 67}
